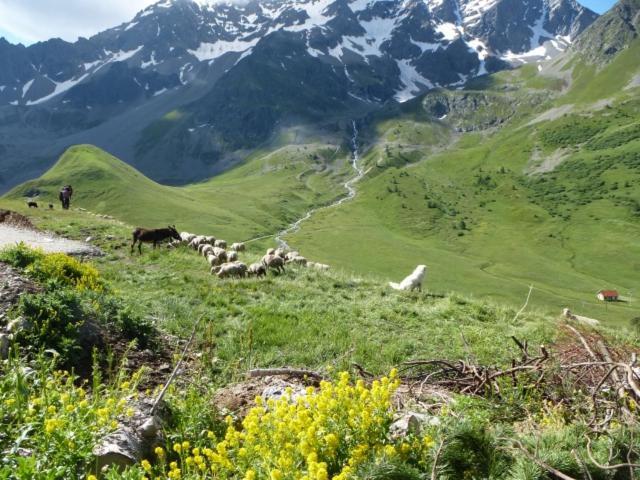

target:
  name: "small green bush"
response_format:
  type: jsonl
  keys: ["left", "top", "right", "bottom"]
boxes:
{"left": 0, "top": 244, "right": 103, "bottom": 291}
{"left": 16, "top": 289, "right": 85, "bottom": 361}
{"left": 0, "top": 242, "right": 44, "bottom": 269}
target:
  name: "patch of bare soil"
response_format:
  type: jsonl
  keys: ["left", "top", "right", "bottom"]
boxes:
{"left": 0, "top": 262, "right": 41, "bottom": 319}
{"left": 213, "top": 375, "right": 315, "bottom": 417}
{"left": 0, "top": 209, "right": 36, "bottom": 230}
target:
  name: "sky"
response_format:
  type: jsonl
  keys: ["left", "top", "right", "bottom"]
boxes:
{"left": 0, "top": 0, "right": 619, "bottom": 46}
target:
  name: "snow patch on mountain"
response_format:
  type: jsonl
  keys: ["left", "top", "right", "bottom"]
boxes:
{"left": 395, "top": 59, "right": 433, "bottom": 103}
{"left": 26, "top": 73, "right": 90, "bottom": 106}
{"left": 21, "top": 79, "right": 34, "bottom": 98}
{"left": 188, "top": 38, "right": 260, "bottom": 62}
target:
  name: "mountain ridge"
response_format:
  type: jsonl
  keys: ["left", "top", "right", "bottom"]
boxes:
{"left": 0, "top": 0, "right": 598, "bottom": 192}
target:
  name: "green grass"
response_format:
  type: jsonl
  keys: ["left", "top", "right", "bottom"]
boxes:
{"left": 6, "top": 142, "right": 351, "bottom": 242}
{"left": 285, "top": 94, "right": 640, "bottom": 326}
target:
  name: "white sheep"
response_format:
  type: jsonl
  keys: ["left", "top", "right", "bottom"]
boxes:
{"left": 227, "top": 251, "right": 238, "bottom": 262}
{"left": 261, "top": 254, "right": 285, "bottom": 274}
{"left": 217, "top": 262, "right": 247, "bottom": 279}
{"left": 230, "top": 242, "right": 245, "bottom": 252}
{"left": 285, "top": 251, "right": 300, "bottom": 261}
{"left": 204, "top": 236, "right": 216, "bottom": 245}
{"left": 167, "top": 239, "right": 182, "bottom": 249}
{"left": 266, "top": 248, "right": 276, "bottom": 255}
{"left": 201, "top": 245, "right": 215, "bottom": 257}
{"left": 214, "top": 239, "right": 227, "bottom": 249}
{"left": 389, "top": 265, "right": 427, "bottom": 292}
{"left": 208, "top": 254, "right": 226, "bottom": 267}
{"left": 275, "top": 248, "right": 287, "bottom": 258}
{"left": 247, "top": 262, "right": 266, "bottom": 278}
{"left": 190, "top": 236, "right": 206, "bottom": 249}
{"left": 307, "top": 262, "right": 330, "bottom": 270}
{"left": 181, "top": 232, "right": 196, "bottom": 243}
{"left": 286, "top": 255, "right": 307, "bottom": 266}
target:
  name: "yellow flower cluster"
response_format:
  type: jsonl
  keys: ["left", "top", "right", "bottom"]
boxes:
{"left": 26, "top": 252, "right": 104, "bottom": 291}
{"left": 143, "top": 370, "right": 436, "bottom": 479}
{"left": 1, "top": 364, "right": 141, "bottom": 478}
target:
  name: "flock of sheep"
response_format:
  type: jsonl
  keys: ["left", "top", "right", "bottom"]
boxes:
{"left": 169, "top": 232, "right": 330, "bottom": 279}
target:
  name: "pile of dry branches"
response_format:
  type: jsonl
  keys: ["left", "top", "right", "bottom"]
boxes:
{"left": 397, "top": 324, "right": 639, "bottom": 427}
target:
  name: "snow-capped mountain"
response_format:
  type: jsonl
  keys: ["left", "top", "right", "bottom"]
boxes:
{"left": 0, "top": 0, "right": 597, "bottom": 190}
{"left": 0, "top": 0, "right": 596, "bottom": 106}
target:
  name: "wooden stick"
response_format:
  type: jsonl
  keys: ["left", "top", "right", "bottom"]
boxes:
{"left": 151, "top": 316, "right": 203, "bottom": 415}
{"left": 248, "top": 368, "right": 324, "bottom": 381}
{"left": 585, "top": 436, "right": 640, "bottom": 470}
{"left": 511, "top": 440, "right": 578, "bottom": 480}
{"left": 431, "top": 440, "right": 445, "bottom": 480}
{"left": 565, "top": 325, "right": 599, "bottom": 363}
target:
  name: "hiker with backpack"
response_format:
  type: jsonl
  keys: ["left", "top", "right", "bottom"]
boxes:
{"left": 59, "top": 185, "right": 73, "bottom": 210}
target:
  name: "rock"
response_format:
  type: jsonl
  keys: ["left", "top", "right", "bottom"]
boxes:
{"left": 262, "top": 380, "right": 306, "bottom": 403}
{"left": 390, "top": 412, "right": 428, "bottom": 438}
{"left": 93, "top": 429, "right": 142, "bottom": 471}
{"left": 0, "top": 334, "right": 10, "bottom": 359}
{"left": 6, "top": 316, "right": 31, "bottom": 334}
{"left": 137, "top": 416, "right": 161, "bottom": 440}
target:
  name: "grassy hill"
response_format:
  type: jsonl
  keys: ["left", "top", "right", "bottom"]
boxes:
{"left": 6, "top": 141, "right": 352, "bottom": 242}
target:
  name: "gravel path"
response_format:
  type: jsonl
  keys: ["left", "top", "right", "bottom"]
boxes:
{"left": 0, "top": 224, "right": 102, "bottom": 256}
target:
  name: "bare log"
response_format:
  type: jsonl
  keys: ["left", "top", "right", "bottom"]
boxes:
{"left": 248, "top": 368, "right": 324, "bottom": 381}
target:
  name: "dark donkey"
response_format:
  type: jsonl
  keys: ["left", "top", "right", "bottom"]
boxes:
{"left": 131, "top": 225, "right": 181, "bottom": 254}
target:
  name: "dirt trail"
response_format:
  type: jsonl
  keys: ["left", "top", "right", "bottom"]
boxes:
{"left": 0, "top": 224, "right": 102, "bottom": 256}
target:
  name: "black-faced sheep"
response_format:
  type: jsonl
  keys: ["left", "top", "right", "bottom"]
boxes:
{"left": 201, "top": 245, "right": 215, "bottom": 257}
{"left": 275, "top": 248, "right": 287, "bottom": 258}
{"left": 204, "top": 236, "right": 216, "bottom": 245}
{"left": 227, "top": 251, "right": 238, "bottom": 262}
{"left": 247, "top": 262, "right": 266, "bottom": 278}
{"left": 214, "top": 239, "right": 227, "bottom": 249}
{"left": 261, "top": 254, "right": 285, "bottom": 274}
{"left": 230, "top": 242, "right": 245, "bottom": 252}
{"left": 266, "top": 248, "right": 276, "bottom": 255}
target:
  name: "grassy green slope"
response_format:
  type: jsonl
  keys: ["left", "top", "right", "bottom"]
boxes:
{"left": 286, "top": 55, "right": 640, "bottom": 326}
{"left": 6, "top": 142, "right": 351, "bottom": 242}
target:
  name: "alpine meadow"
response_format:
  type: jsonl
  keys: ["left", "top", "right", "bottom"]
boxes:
{"left": 1, "top": 0, "right": 640, "bottom": 479}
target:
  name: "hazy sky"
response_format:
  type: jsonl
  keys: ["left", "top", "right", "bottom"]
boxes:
{"left": 0, "top": 0, "right": 619, "bottom": 46}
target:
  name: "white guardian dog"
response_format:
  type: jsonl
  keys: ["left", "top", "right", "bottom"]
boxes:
{"left": 389, "top": 265, "right": 427, "bottom": 291}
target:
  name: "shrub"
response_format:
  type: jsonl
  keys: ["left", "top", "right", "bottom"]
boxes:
{"left": 0, "top": 242, "right": 44, "bottom": 269}
{"left": 16, "top": 289, "right": 86, "bottom": 360}
{"left": 0, "top": 354, "right": 140, "bottom": 479}
{"left": 0, "top": 244, "right": 103, "bottom": 292}
{"left": 135, "top": 371, "right": 437, "bottom": 479}
{"left": 92, "top": 295, "right": 156, "bottom": 349}
{"left": 26, "top": 253, "right": 104, "bottom": 292}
